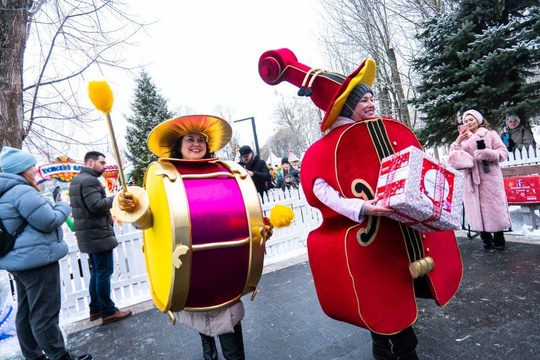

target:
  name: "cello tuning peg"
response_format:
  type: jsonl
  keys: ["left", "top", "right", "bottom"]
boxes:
{"left": 409, "top": 256, "right": 434, "bottom": 279}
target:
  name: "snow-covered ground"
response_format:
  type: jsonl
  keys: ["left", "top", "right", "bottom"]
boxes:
{"left": 1, "top": 333, "right": 31, "bottom": 359}
{"left": 506, "top": 205, "right": 540, "bottom": 237}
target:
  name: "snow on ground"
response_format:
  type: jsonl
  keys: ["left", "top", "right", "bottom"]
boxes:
{"left": 507, "top": 205, "right": 540, "bottom": 238}
{"left": 0, "top": 337, "right": 21, "bottom": 359}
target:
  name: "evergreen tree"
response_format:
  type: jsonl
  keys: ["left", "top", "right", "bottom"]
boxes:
{"left": 412, "top": 0, "right": 540, "bottom": 147}
{"left": 125, "top": 70, "right": 174, "bottom": 184}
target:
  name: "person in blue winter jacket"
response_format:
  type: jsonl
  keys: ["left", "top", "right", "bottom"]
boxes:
{"left": 0, "top": 146, "right": 92, "bottom": 360}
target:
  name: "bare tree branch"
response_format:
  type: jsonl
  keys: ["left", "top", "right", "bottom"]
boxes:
{"left": 1, "top": 0, "right": 146, "bottom": 158}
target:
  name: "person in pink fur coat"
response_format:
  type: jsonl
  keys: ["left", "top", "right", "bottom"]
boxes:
{"left": 448, "top": 109, "right": 512, "bottom": 250}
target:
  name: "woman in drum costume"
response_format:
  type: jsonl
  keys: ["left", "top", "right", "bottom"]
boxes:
{"left": 116, "top": 115, "right": 278, "bottom": 360}
{"left": 258, "top": 49, "right": 463, "bottom": 360}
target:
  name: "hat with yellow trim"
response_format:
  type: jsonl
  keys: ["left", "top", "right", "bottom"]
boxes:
{"left": 147, "top": 114, "right": 232, "bottom": 157}
{"left": 258, "top": 49, "right": 376, "bottom": 132}
{"left": 319, "top": 59, "right": 376, "bottom": 131}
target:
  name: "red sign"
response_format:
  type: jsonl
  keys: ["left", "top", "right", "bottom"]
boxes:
{"left": 504, "top": 175, "right": 540, "bottom": 203}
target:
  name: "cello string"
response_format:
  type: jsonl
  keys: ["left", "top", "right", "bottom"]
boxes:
{"left": 367, "top": 118, "right": 423, "bottom": 262}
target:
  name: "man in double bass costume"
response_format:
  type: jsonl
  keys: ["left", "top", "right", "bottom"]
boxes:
{"left": 258, "top": 49, "right": 463, "bottom": 359}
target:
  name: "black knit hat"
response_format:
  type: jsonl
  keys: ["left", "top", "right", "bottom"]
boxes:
{"left": 281, "top": 157, "right": 290, "bottom": 165}
{"left": 339, "top": 84, "right": 373, "bottom": 118}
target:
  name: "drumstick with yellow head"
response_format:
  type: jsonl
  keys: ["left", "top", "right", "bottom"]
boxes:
{"left": 87, "top": 81, "right": 128, "bottom": 193}
{"left": 88, "top": 81, "right": 150, "bottom": 225}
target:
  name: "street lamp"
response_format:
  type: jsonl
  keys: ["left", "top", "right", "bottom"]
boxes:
{"left": 233, "top": 116, "right": 260, "bottom": 156}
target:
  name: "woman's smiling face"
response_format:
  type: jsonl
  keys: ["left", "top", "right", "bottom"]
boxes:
{"left": 463, "top": 114, "right": 480, "bottom": 133}
{"left": 351, "top": 92, "right": 375, "bottom": 121}
{"left": 180, "top": 133, "right": 207, "bottom": 160}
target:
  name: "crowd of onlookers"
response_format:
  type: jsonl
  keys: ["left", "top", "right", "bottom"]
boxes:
{"left": 266, "top": 156, "right": 301, "bottom": 192}
{"left": 237, "top": 145, "right": 301, "bottom": 195}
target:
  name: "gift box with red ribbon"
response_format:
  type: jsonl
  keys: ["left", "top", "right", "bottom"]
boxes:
{"left": 375, "top": 146, "right": 464, "bottom": 233}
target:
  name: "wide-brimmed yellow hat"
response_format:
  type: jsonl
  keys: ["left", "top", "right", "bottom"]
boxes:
{"left": 147, "top": 115, "right": 232, "bottom": 157}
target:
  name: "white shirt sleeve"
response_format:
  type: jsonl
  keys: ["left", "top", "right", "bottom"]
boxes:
{"left": 313, "top": 178, "right": 366, "bottom": 223}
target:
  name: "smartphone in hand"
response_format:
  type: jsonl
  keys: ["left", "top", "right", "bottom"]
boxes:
{"left": 458, "top": 124, "right": 467, "bottom": 133}
{"left": 52, "top": 186, "right": 62, "bottom": 202}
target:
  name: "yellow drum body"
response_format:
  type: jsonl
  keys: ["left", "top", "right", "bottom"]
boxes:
{"left": 142, "top": 159, "right": 265, "bottom": 312}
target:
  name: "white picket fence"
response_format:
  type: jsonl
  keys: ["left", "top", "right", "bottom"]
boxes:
{"left": 499, "top": 144, "right": 539, "bottom": 167}
{"left": 54, "top": 186, "right": 321, "bottom": 323}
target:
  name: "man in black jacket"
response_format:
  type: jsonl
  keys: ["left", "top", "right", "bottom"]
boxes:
{"left": 238, "top": 145, "right": 272, "bottom": 199}
{"left": 69, "top": 151, "right": 132, "bottom": 325}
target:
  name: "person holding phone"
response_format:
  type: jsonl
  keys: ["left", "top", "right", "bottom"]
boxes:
{"left": 237, "top": 145, "right": 272, "bottom": 198}
{"left": 448, "top": 110, "right": 511, "bottom": 250}
{"left": 0, "top": 146, "right": 92, "bottom": 360}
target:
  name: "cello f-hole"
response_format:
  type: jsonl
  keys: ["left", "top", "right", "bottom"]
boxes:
{"left": 352, "top": 180, "right": 379, "bottom": 246}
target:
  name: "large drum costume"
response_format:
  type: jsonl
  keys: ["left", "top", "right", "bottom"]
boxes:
{"left": 258, "top": 49, "right": 463, "bottom": 335}
{"left": 113, "top": 115, "right": 267, "bottom": 317}
{"left": 142, "top": 159, "right": 265, "bottom": 313}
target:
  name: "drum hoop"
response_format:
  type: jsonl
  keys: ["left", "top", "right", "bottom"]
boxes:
{"left": 183, "top": 295, "right": 243, "bottom": 312}
{"left": 179, "top": 160, "right": 265, "bottom": 312}
{"left": 220, "top": 161, "right": 265, "bottom": 299}
{"left": 143, "top": 161, "right": 192, "bottom": 312}
{"left": 177, "top": 160, "right": 266, "bottom": 312}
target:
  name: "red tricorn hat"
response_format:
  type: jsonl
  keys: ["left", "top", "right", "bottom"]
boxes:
{"left": 258, "top": 48, "right": 376, "bottom": 132}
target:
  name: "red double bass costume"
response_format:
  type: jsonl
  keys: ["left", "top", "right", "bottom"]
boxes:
{"left": 258, "top": 49, "right": 463, "bottom": 335}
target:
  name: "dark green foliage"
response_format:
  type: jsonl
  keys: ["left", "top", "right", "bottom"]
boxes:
{"left": 125, "top": 70, "right": 174, "bottom": 185}
{"left": 412, "top": 0, "right": 540, "bottom": 147}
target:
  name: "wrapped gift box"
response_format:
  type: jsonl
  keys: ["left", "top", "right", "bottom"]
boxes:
{"left": 375, "top": 146, "right": 464, "bottom": 233}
